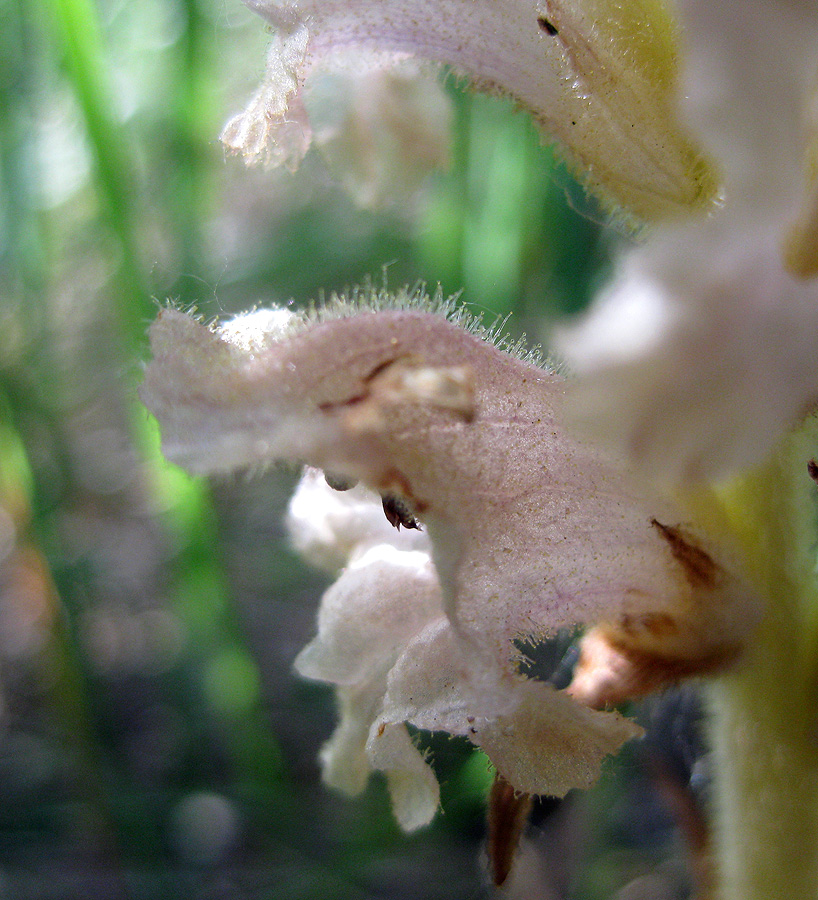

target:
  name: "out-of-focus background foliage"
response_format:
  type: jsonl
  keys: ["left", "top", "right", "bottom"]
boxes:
{"left": 0, "top": 1, "right": 708, "bottom": 897}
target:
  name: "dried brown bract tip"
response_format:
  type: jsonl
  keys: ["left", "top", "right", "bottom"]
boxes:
{"left": 570, "top": 625, "right": 742, "bottom": 708}
{"left": 487, "top": 773, "right": 533, "bottom": 886}
{"left": 650, "top": 518, "right": 721, "bottom": 590}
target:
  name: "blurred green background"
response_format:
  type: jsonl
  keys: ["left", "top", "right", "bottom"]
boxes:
{"left": 0, "top": 1, "right": 704, "bottom": 898}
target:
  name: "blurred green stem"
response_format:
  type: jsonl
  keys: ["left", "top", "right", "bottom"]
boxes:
{"left": 0, "top": 391, "right": 132, "bottom": 899}
{"left": 40, "top": 0, "right": 148, "bottom": 331}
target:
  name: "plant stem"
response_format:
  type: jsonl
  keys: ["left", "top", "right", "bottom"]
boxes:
{"left": 41, "top": 0, "right": 149, "bottom": 334}
{"left": 703, "top": 421, "right": 818, "bottom": 900}
{"left": 709, "top": 645, "right": 818, "bottom": 900}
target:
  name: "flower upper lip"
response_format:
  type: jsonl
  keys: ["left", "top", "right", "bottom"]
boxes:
{"left": 140, "top": 297, "right": 760, "bottom": 806}
{"left": 223, "top": 0, "right": 720, "bottom": 220}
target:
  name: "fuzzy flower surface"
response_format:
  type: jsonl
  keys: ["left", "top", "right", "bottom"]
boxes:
{"left": 556, "top": 0, "right": 818, "bottom": 482}
{"left": 140, "top": 292, "right": 757, "bottom": 826}
{"left": 222, "top": 0, "right": 719, "bottom": 220}
{"left": 224, "top": 0, "right": 818, "bottom": 485}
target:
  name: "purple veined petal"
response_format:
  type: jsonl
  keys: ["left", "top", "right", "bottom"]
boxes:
{"left": 223, "top": 0, "right": 720, "bottom": 220}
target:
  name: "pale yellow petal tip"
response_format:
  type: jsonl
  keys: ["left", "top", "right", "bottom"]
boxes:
{"left": 538, "top": 0, "right": 723, "bottom": 222}
{"left": 571, "top": 139, "right": 721, "bottom": 226}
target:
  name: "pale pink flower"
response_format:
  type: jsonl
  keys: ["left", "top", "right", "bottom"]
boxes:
{"left": 222, "top": 0, "right": 719, "bottom": 220}
{"left": 557, "top": 0, "right": 818, "bottom": 481}
{"left": 140, "top": 292, "right": 757, "bottom": 826}
{"left": 224, "top": 0, "right": 818, "bottom": 483}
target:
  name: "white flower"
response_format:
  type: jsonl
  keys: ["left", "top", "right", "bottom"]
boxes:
{"left": 222, "top": 17, "right": 452, "bottom": 207}
{"left": 140, "top": 0, "right": 818, "bottom": 887}
{"left": 288, "top": 470, "right": 641, "bottom": 830}
{"left": 304, "top": 63, "right": 452, "bottom": 208}
{"left": 139, "top": 291, "right": 759, "bottom": 826}
{"left": 223, "top": 0, "right": 719, "bottom": 220}
{"left": 557, "top": 0, "right": 818, "bottom": 482}
{"left": 225, "top": 0, "right": 818, "bottom": 484}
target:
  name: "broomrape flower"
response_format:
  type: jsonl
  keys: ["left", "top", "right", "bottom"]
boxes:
{"left": 222, "top": 0, "right": 720, "bottom": 221}
{"left": 560, "top": 0, "right": 818, "bottom": 483}
{"left": 140, "top": 294, "right": 756, "bottom": 826}
{"left": 222, "top": 0, "right": 818, "bottom": 482}
{"left": 142, "top": 0, "right": 818, "bottom": 892}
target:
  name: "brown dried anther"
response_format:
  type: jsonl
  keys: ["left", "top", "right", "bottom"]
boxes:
{"left": 381, "top": 493, "right": 422, "bottom": 530}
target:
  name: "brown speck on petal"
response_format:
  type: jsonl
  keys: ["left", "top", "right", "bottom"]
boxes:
{"left": 808, "top": 459, "right": 818, "bottom": 485}
{"left": 650, "top": 518, "right": 721, "bottom": 589}
{"left": 487, "top": 773, "right": 533, "bottom": 886}
{"left": 537, "top": 15, "right": 559, "bottom": 35}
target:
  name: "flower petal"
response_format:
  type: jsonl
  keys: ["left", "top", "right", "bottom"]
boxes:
{"left": 319, "top": 684, "right": 383, "bottom": 796}
{"left": 293, "top": 544, "right": 440, "bottom": 687}
{"left": 224, "top": 0, "right": 719, "bottom": 219}
{"left": 366, "top": 721, "right": 440, "bottom": 832}
{"left": 557, "top": 0, "right": 818, "bottom": 481}
{"left": 560, "top": 238, "right": 818, "bottom": 482}
{"left": 475, "top": 680, "right": 642, "bottom": 796}
{"left": 141, "top": 297, "right": 758, "bottom": 681}
{"left": 291, "top": 516, "right": 444, "bottom": 824}
{"left": 305, "top": 63, "right": 452, "bottom": 208}
{"left": 222, "top": 25, "right": 313, "bottom": 170}
{"left": 375, "top": 617, "right": 643, "bottom": 797}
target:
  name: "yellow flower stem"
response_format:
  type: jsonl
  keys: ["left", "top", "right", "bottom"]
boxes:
{"left": 694, "top": 421, "right": 818, "bottom": 900}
